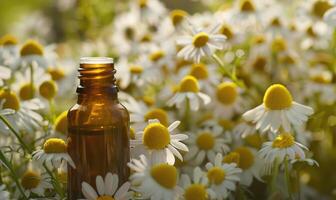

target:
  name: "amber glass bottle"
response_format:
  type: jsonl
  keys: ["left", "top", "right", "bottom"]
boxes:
{"left": 67, "top": 57, "right": 130, "bottom": 199}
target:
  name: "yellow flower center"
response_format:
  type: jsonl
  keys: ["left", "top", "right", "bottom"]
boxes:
{"left": 48, "top": 68, "right": 65, "bottom": 81}
{"left": 142, "top": 96, "right": 155, "bottom": 106}
{"left": 144, "top": 108, "right": 168, "bottom": 127}
{"left": 178, "top": 75, "right": 199, "bottom": 93}
{"left": 149, "top": 50, "right": 165, "bottom": 62}
{"left": 312, "top": 1, "right": 331, "bottom": 18}
{"left": 43, "top": 138, "right": 67, "bottom": 153}
{"left": 184, "top": 184, "right": 207, "bottom": 200}
{"left": 311, "top": 73, "right": 332, "bottom": 84}
{"left": 223, "top": 152, "right": 240, "bottom": 165}
{"left": 192, "top": 32, "right": 209, "bottom": 48}
{"left": 207, "top": 167, "right": 226, "bottom": 185}
{"left": 216, "top": 82, "right": 238, "bottom": 105}
{"left": 130, "top": 127, "right": 136, "bottom": 140}
{"left": 39, "top": 80, "right": 58, "bottom": 100}
{"left": 244, "top": 133, "right": 263, "bottom": 149}
{"left": 271, "top": 37, "right": 286, "bottom": 52}
{"left": 240, "top": 0, "right": 255, "bottom": 12}
{"left": 20, "top": 40, "right": 44, "bottom": 56}
{"left": 0, "top": 90, "right": 20, "bottom": 111}
{"left": 306, "top": 26, "right": 316, "bottom": 38}
{"left": 220, "top": 25, "right": 233, "bottom": 40}
{"left": 218, "top": 119, "right": 234, "bottom": 130}
{"left": 252, "top": 56, "right": 267, "bottom": 71}
{"left": 21, "top": 170, "right": 41, "bottom": 190}
{"left": 150, "top": 163, "right": 177, "bottom": 189}
{"left": 263, "top": 84, "right": 293, "bottom": 110}
{"left": 196, "top": 132, "right": 215, "bottom": 150}
{"left": 234, "top": 147, "right": 254, "bottom": 170}
{"left": 270, "top": 17, "right": 281, "bottom": 27}
{"left": 0, "top": 34, "right": 18, "bottom": 46}
{"left": 170, "top": 9, "right": 188, "bottom": 26}
{"left": 54, "top": 111, "right": 68, "bottom": 135}
{"left": 280, "top": 55, "right": 296, "bottom": 65}
{"left": 190, "top": 63, "right": 208, "bottom": 80}
{"left": 141, "top": 34, "right": 152, "bottom": 42}
{"left": 96, "top": 196, "right": 115, "bottom": 200}
{"left": 253, "top": 35, "right": 266, "bottom": 44}
{"left": 129, "top": 65, "right": 144, "bottom": 74}
{"left": 143, "top": 122, "right": 170, "bottom": 149}
{"left": 272, "top": 133, "right": 295, "bottom": 148}
{"left": 138, "top": 0, "right": 147, "bottom": 8}
{"left": 124, "top": 27, "right": 135, "bottom": 40}
{"left": 19, "top": 83, "right": 35, "bottom": 100}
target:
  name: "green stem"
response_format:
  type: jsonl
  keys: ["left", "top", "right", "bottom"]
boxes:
{"left": 0, "top": 151, "right": 28, "bottom": 200}
{"left": 0, "top": 115, "right": 32, "bottom": 154}
{"left": 211, "top": 54, "right": 245, "bottom": 88}
{"left": 270, "top": 158, "right": 279, "bottom": 194}
{"left": 49, "top": 99, "right": 56, "bottom": 123}
{"left": 43, "top": 163, "right": 64, "bottom": 198}
{"left": 284, "top": 156, "right": 293, "bottom": 200}
{"left": 296, "top": 170, "right": 301, "bottom": 200}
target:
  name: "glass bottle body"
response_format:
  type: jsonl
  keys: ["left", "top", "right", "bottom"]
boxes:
{"left": 67, "top": 58, "right": 130, "bottom": 199}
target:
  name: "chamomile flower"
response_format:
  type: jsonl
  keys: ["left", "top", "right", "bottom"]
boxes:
{"left": 0, "top": 185, "right": 9, "bottom": 200}
{"left": 212, "top": 81, "right": 244, "bottom": 118}
{"left": 184, "top": 125, "right": 230, "bottom": 165}
{"left": 324, "top": 6, "right": 336, "bottom": 26}
{"left": 131, "top": 0, "right": 167, "bottom": 22}
{"left": 17, "top": 39, "right": 47, "bottom": 68}
{"left": 258, "top": 132, "right": 308, "bottom": 164}
{"left": 179, "top": 167, "right": 216, "bottom": 200}
{"left": 243, "top": 84, "right": 314, "bottom": 133}
{"left": 0, "top": 90, "right": 44, "bottom": 134}
{"left": 132, "top": 119, "right": 188, "bottom": 165}
{"left": 128, "top": 155, "right": 183, "bottom": 200}
{"left": 223, "top": 147, "right": 263, "bottom": 186}
{"left": 167, "top": 75, "right": 211, "bottom": 111}
{"left": 81, "top": 172, "right": 131, "bottom": 200}
{"left": 205, "top": 153, "right": 242, "bottom": 199}
{"left": 33, "top": 138, "right": 75, "bottom": 169}
{"left": 19, "top": 168, "right": 52, "bottom": 197}
{"left": 177, "top": 23, "right": 226, "bottom": 63}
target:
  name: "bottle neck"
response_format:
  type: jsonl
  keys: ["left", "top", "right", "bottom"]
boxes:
{"left": 76, "top": 57, "right": 118, "bottom": 100}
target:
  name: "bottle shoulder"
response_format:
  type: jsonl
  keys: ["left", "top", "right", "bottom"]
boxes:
{"left": 68, "top": 101, "right": 129, "bottom": 127}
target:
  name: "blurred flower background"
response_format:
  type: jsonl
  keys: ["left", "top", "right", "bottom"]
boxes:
{"left": 1, "top": 0, "right": 336, "bottom": 199}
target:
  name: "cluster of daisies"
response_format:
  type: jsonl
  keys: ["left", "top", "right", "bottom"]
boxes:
{"left": 0, "top": 0, "right": 336, "bottom": 199}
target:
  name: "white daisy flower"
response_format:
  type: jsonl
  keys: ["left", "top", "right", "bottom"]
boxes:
{"left": 184, "top": 125, "right": 230, "bottom": 165}
{"left": 123, "top": 96, "right": 170, "bottom": 129}
{"left": 177, "top": 22, "right": 226, "bottom": 63}
{"left": 0, "top": 185, "right": 9, "bottom": 200}
{"left": 167, "top": 75, "right": 211, "bottom": 111}
{"left": 243, "top": 84, "right": 314, "bottom": 133}
{"left": 132, "top": 119, "right": 188, "bottom": 165}
{"left": 258, "top": 132, "right": 308, "bottom": 164}
{"left": 131, "top": 0, "right": 167, "bottom": 22}
{"left": 15, "top": 40, "right": 48, "bottom": 69}
{"left": 33, "top": 138, "right": 75, "bottom": 169}
{"left": 205, "top": 153, "right": 242, "bottom": 199}
{"left": 81, "top": 172, "right": 131, "bottom": 200}
{"left": 128, "top": 154, "right": 183, "bottom": 200}
{"left": 179, "top": 167, "right": 216, "bottom": 200}
{"left": 0, "top": 34, "right": 19, "bottom": 67}
{"left": 19, "top": 169, "right": 52, "bottom": 197}
{"left": 223, "top": 147, "right": 264, "bottom": 186}
{"left": 323, "top": 6, "right": 336, "bottom": 26}
{"left": 0, "top": 90, "right": 44, "bottom": 134}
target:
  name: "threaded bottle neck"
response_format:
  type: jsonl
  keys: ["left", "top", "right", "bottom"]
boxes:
{"left": 76, "top": 57, "right": 118, "bottom": 95}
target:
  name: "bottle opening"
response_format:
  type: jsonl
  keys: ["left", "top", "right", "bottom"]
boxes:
{"left": 80, "top": 57, "right": 114, "bottom": 64}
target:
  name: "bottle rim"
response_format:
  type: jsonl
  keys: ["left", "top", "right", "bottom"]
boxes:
{"left": 80, "top": 57, "right": 114, "bottom": 64}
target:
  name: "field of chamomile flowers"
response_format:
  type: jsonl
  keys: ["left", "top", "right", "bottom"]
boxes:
{"left": 0, "top": 0, "right": 336, "bottom": 199}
